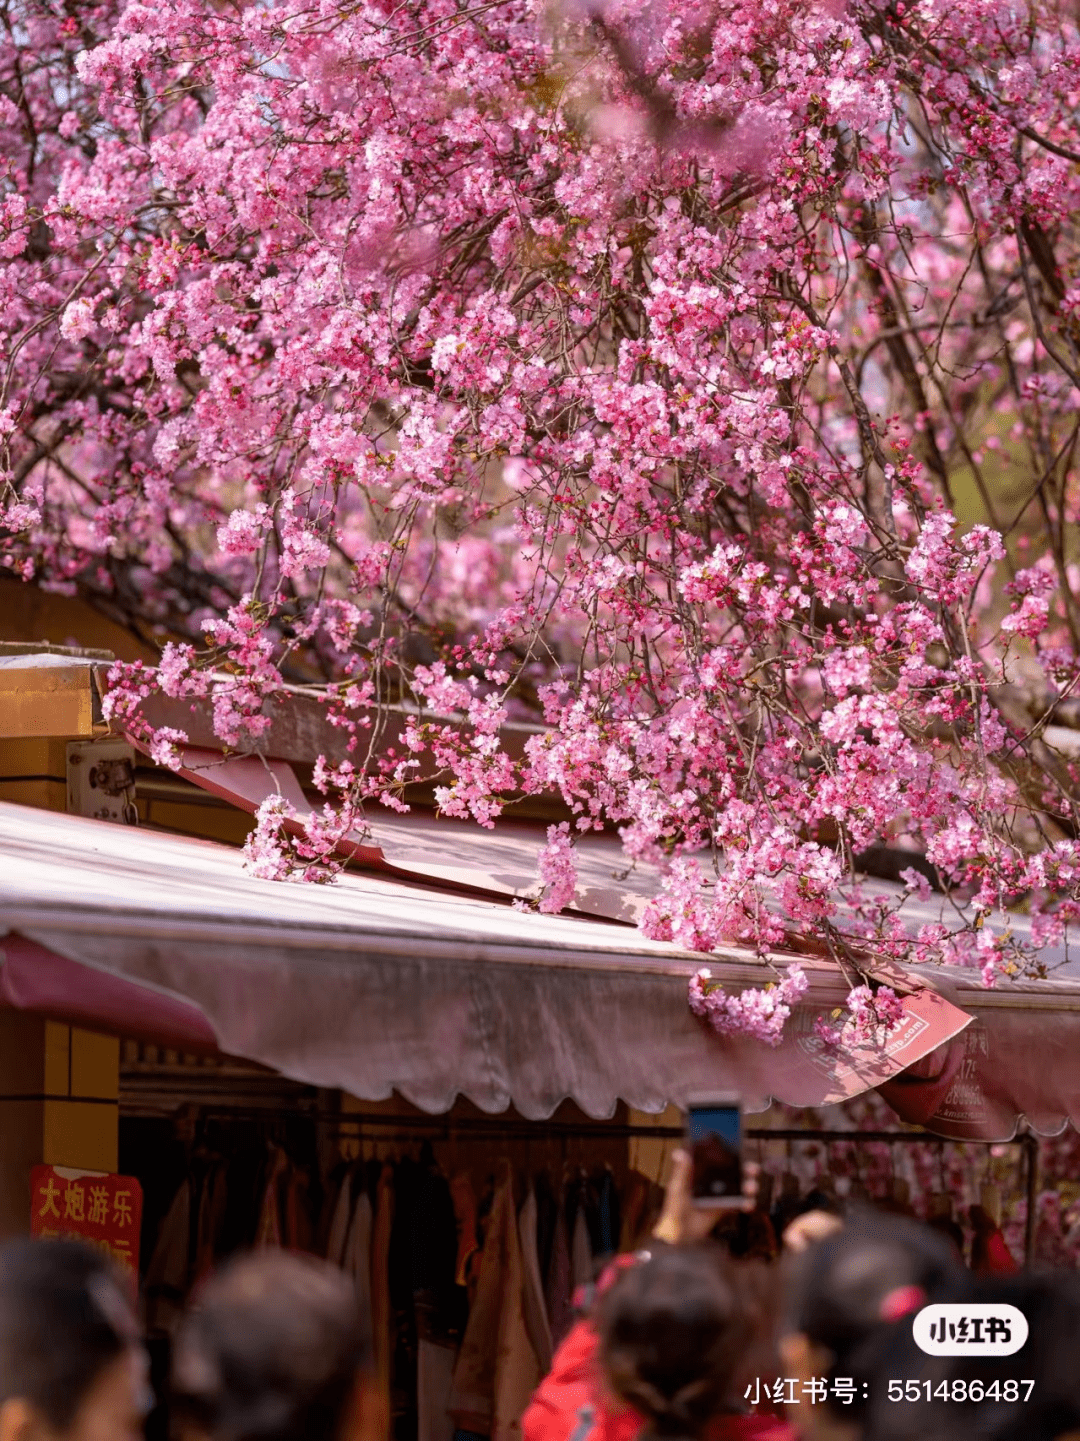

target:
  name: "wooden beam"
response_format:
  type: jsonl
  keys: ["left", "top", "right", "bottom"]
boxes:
{"left": 0, "top": 660, "right": 98, "bottom": 740}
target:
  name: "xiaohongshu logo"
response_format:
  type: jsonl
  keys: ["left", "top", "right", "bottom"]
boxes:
{"left": 913, "top": 1304, "right": 1028, "bottom": 1356}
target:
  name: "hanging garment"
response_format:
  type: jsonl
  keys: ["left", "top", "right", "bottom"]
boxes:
{"left": 969, "top": 1203, "right": 1020, "bottom": 1273}
{"left": 617, "top": 1172, "right": 650, "bottom": 1253}
{"left": 570, "top": 1202, "right": 592, "bottom": 1293}
{"left": 283, "top": 1163, "right": 314, "bottom": 1252}
{"left": 371, "top": 1159, "right": 396, "bottom": 1441}
{"left": 418, "top": 1339, "right": 458, "bottom": 1441}
{"left": 970, "top": 1192, "right": 1020, "bottom": 1274}
{"left": 144, "top": 1178, "right": 192, "bottom": 1337}
{"left": 450, "top": 1174, "right": 506, "bottom": 1437}
{"left": 388, "top": 1155, "right": 423, "bottom": 1441}
{"left": 581, "top": 1177, "right": 604, "bottom": 1260}
{"left": 414, "top": 1157, "right": 467, "bottom": 1346}
{"left": 255, "top": 1144, "right": 290, "bottom": 1248}
{"left": 194, "top": 1159, "right": 229, "bottom": 1281}
{"left": 534, "top": 1173, "right": 558, "bottom": 1281}
{"left": 596, "top": 1171, "right": 618, "bottom": 1259}
{"left": 326, "top": 1168, "right": 356, "bottom": 1268}
{"left": 451, "top": 1172, "right": 480, "bottom": 1291}
{"left": 492, "top": 1167, "right": 542, "bottom": 1441}
{"left": 449, "top": 1165, "right": 541, "bottom": 1441}
{"left": 219, "top": 1132, "right": 268, "bottom": 1254}
{"left": 343, "top": 1189, "right": 374, "bottom": 1374}
{"left": 345, "top": 1191, "right": 374, "bottom": 1293}
{"left": 545, "top": 1203, "right": 573, "bottom": 1350}
{"left": 518, "top": 1185, "right": 553, "bottom": 1375}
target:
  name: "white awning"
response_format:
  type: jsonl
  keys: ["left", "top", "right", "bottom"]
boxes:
{"left": 0, "top": 801, "right": 1076, "bottom": 1136}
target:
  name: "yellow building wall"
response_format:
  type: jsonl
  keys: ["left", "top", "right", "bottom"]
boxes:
{"left": 0, "top": 738, "right": 69, "bottom": 812}
{"left": 0, "top": 1015, "right": 119, "bottom": 1237}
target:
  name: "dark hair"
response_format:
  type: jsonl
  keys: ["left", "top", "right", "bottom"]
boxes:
{"left": 785, "top": 1211, "right": 962, "bottom": 1419}
{"left": 0, "top": 1238, "right": 135, "bottom": 1431}
{"left": 171, "top": 1251, "right": 373, "bottom": 1441}
{"left": 597, "top": 1247, "right": 745, "bottom": 1441}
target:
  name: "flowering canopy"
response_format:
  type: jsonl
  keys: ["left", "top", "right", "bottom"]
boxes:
{"left": 3, "top": 0, "right": 1080, "bottom": 1040}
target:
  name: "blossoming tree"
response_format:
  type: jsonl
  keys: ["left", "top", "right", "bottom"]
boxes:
{"left": 2, "top": 0, "right": 1080, "bottom": 1041}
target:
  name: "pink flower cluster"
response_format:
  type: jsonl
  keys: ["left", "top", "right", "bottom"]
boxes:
{"left": 689, "top": 965, "right": 809, "bottom": 1048}
{"left": 812, "top": 984, "right": 905, "bottom": 1048}
{"left": 1, "top": 0, "right": 1079, "bottom": 1037}
{"left": 536, "top": 823, "right": 578, "bottom": 915}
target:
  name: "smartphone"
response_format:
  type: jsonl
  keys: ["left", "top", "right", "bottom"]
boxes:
{"left": 687, "top": 1094, "right": 743, "bottom": 1207}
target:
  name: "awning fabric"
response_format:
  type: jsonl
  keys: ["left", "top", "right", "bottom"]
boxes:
{"left": 1, "top": 801, "right": 1079, "bottom": 1136}
{"left": 0, "top": 933, "right": 218, "bottom": 1051}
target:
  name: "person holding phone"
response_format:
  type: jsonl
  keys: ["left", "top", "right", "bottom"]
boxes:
{"left": 522, "top": 1125, "right": 794, "bottom": 1441}
{"left": 684, "top": 1098, "right": 745, "bottom": 1210}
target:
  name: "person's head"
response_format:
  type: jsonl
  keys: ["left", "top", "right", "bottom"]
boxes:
{"left": 780, "top": 1212, "right": 961, "bottom": 1441}
{"left": 171, "top": 1251, "right": 374, "bottom": 1441}
{"left": 597, "top": 1246, "right": 746, "bottom": 1441}
{"left": 0, "top": 1238, "right": 146, "bottom": 1441}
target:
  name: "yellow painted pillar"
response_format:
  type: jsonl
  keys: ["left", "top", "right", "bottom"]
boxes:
{"left": 0, "top": 1013, "right": 119, "bottom": 1238}
{"left": 44, "top": 1022, "right": 119, "bottom": 1173}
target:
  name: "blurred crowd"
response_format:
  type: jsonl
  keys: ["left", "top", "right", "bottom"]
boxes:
{"left": 3, "top": 1149, "right": 1078, "bottom": 1441}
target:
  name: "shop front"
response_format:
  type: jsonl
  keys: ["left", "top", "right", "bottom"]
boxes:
{"left": 6, "top": 646, "right": 1080, "bottom": 1441}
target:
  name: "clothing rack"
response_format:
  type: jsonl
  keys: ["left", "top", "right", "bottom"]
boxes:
{"left": 169, "top": 1108, "right": 1039, "bottom": 1249}
{"left": 317, "top": 1118, "right": 1038, "bottom": 1263}
{"left": 176, "top": 1110, "right": 1027, "bottom": 1138}
{"left": 162, "top": 1104, "right": 1039, "bottom": 1153}
{"left": 745, "top": 1128, "right": 1039, "bottom": 1263}
{"left": 142, "top": 1103, "right": 1041, "bottom": 1265}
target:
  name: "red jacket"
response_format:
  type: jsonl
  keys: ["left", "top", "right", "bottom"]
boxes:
{"left": 522, "top": 1313, "right": 796, "bottom": 1441}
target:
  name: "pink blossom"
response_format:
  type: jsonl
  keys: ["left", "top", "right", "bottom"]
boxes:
{"left": 147, "top": 726, "right": 187, "bottom": 770}
{"left": 59, "top": 296, "right": 96, "bottom": 342}
{"left": 217, "top": 506, "right": 270, "bottom": 557}
{"left": 242, "top": 795, "right": 298, "bottom": 883}
{"left": 689, "top": 964, "right": 809, "bottom": 1047}
{"left": 536, "top": 822, "right": 577, "bottom": 913}
{"left": 0, "top": 0, "right": 1077, "bottom": 1043}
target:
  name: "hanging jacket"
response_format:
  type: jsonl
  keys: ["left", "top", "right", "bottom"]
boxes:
{"left": 345, "top": 1191, "right": 374, "bottom": 1328}
{"left": 369, "top": 1163, "right": 395, "bottom": 1441}
{"left": 519, "top": 1184, "right": 554, "bottom": 1374}
{"left": 326, "top": 1167, "right": 356, "bottom": 1268}
{"left": 449, "top": 1165, "right": 541, "bottom": 1441}
{"left": 194, "top": 1160, "right": 229, "bottom": 1280}
{"left": 255, "top": 1144, "right": 290, "bottom": 1248}
{"left": 570, "top": 1204, "right": 592, "bottom": 1293}
{"left": 452, "top": 1172, "right": 481, "bottom": 1292}
{"left": 144, "top": 1178, "right": 192, "bottom": 1337}
{"left": 372, "top": 1162, "right": 396, "bottom": 1395}
{"left": 969, "top": 1204, "right": 1020, "bottom": 1274}
{"left": 545, "top": 1202, "right": 573, "bottom": 1350}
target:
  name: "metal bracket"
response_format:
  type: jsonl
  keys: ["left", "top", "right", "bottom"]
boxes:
{"left": 66, "top": 739, "right": 139, "bottom": 825}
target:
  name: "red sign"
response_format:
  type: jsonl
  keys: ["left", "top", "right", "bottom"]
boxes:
{"left": 788, "top": 983, "right": 973, "bottom": 1104}
{"left": 30, "top": 1166, "right": 142, "bottom": 1279}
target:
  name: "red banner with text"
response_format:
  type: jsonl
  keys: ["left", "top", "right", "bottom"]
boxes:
{"left": 30, "top": 1165, "right": 142, "bottom": 1280}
